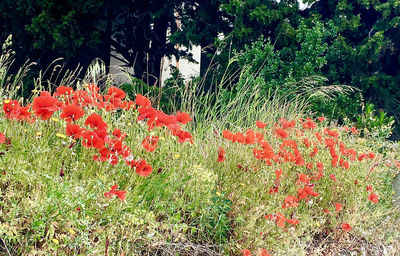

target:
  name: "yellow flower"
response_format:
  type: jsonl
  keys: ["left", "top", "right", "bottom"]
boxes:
{"left": 68, "top": 228, "right": 76, "bottom": 235}
{"left": 174, "top": 154, "right": 181, "bottom": 159}
{"left": 51, "top": 238, "right": 59, "bottom": 245}
{"left": 23, "top": 129, "right": 27, "bottom": 132}
{"left": 216, "top": 191, "right": 222, "bottom": 196}
{"left": 3, "top": 99, "right": 10, "bottom": 104}
{"left": 51, "top": 117, "right": 59, "bottom": 122}
{"left": 56, "top": 133, "right": 67, "bottom": 139}
{"left": 31, "top": 89, "right": 38, "bottom": 93}
{"left": 316, "top": 222, "right": 321, "bottom": 227}
{"left": 357, "top": 138, "right": 366, "bottom": 144}
{"left": 159, "top": 136, "right": 165, "bottom": 141}
{"left": 36, "top": 132, "right": 42, "bottom": 136}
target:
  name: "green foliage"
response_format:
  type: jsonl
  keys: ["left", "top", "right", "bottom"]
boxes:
{"left": 1, "top": 0, "right": 399, "bottom": 137}
{"left": 0, "top": 57, "right": 399, "bottom": 254}
{"left": 357, "top": 103, "right": 395, "bottom": 140}
{"left": 307, "top": 0, "right": 400, "bottom": 137}
{"left": 221, "top": 19, "right": 355, "bottom": 122}
{"left": 235, "top": 20, "right": 334, "bottom": 86}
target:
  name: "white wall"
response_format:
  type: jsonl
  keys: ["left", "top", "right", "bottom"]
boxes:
{"left": 109, "top": 46, "right": 201, "bottom": 86}
{"left": 160, "top": 45, "right": 201, "bottom": 86}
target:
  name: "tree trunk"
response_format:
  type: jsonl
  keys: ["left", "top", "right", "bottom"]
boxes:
{"left": 104, "top": 6, "right": 113, "bottom": 74}
{"left": 200, "top": 42, "right": 214, "bottom": 91}
{"left": 149, "top": 15, "right": 169, "bottom": 86}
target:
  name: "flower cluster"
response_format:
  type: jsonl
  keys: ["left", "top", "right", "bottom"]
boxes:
{"left": 218, "top": 117, "right": 383, "bottom": 254}
{"left": 2, "top": 84, "right": 193, "bottom": 201}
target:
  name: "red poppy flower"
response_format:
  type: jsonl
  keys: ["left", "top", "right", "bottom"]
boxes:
{"left": 279, "top": 118, "right": 296, "bottom": 129}
{"left": 296, "top": 173, "right": 310, "bottom": 184}
{"left": 286, "top": 218, "right": 300, "bottom": 226}
{"left": 72, "top": 89, "right": 89, "bottom": 105}
{"left": 132, "top": 159, "right": 153, "bottom": 177}
{"left": 329, "top": 174, "right": 336, "bottom": 181}
{"left": 275, "top": 168, "right": 283, "bottom": 180}
{"left": 298, "top": 185, "right": 319, "bottom": 200}
{"left": 104, "top": 87, "right": 125, "bottom": 108}
{"left": 350, "top": 126, "right": 359, "bottom": 134}
{"left": 104, "top": 185, "right": 126, "bottom": 202}
{"left": 318, "top": 116, "right": 325, "bottom": 122}
{"left": 176, "top": 111, "right": 192, "bottom": 124}
{"left": 312, "top": 135, "right": 321, "bottom": 145}
{"left": 324, "top": 128, "right": 339, "bottom": 138}
{"left": 317, "top": 162, "right": 324, "bottom": 172}
{"left": 275, "top": 128, "right": 288, "bottom": 139}
{"left": 107, "top": 86, "right": 126, "bottom": 99}
{"left": 138, "top": 107, "right": 158, "bottom": 130}
{"left": 60, "top": 104, "right": 85, "bottom": 123}
{"left": 81, "top": 130, "right": 104, "bottom": 149}
{"left": 241, "top": 249, "right": 252, "bottom": 256}
{"left": 142, "top": 136, "right": 159, "bottom": 152}
{"left": 121, "top": 101, "right": 136, "bottom": 110}
{"left": 3, "top": 99, "right": 20, "bottom": 119}
{"left": 66, "top": 124, "right": 83, "bottom": 139}
{"left": 54, "top": 86, "right": 74, "bottom": 97}
{"left": 173, "top": 129, "right": 193, "bottom": 144}
{"left": 135, "top": 94, "right": 151, "bottom": 108}
{"left": 94, "top": 147, "right": 111, "bottom": 162}
{"left": 358, "top": 153, "right": 368, "bottom": 161}
{"left": 341, "top": 223, "right": 352, "bottom": 232}
{"left": 32, "top": 95, "right": 62, "bottom": 120}
{"left": 84, "top": 113, "right": 108, "bottom": 130}
{"left": 323, "top": 209, "right": 330, "bottom": 214}
{"left": 259, "top": 249, "right": 271, "bottom": 256}
{"left": 302, "top": 119, "right": 317, "bottom": 129}
{"left": 282, "top": 195, "right": 299, "bottom": 209}
{"left": 233, "top": 132, "right": 245, "bottom": 144}
{"left": 0, "top": 132, "right": 5, "bottom": 144}
{"left": 303, "top": 138, "right": 311, "bottom": 148}
{"left": 86, "top": 83, "right": 100, "bottom": 94}
{"left": 256, "top": 120, "right": 266, "bottom": 128}
{"left": 335, "top": 203, "right": 342, "bottom": 212}
{"left": 217, "top": 147, "right": 225, "bottom": 162}
{"left": 368, "top": 192, "right": 379, "bottom": 203}
{"left": 245, "top": 129, "right": 255, "bottom": 144}
{"left": 275, "top": 213, "right": 287, "bottom": 227}
{"left": 222, "top": 130, "right": 234, "bottom": 140}
{"left": 368, "top": 152, "right": 375, "bottom": 159}
{"left": 269, "top": 185, "right": 279, "bottom": 194}
{"left": 343, "top": 160, "right": 351, "bottom": 169}
{"left": 17, "top": 105, "right": 32, "bottom": 121}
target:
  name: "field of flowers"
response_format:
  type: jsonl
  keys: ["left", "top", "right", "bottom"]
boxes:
{"left": 0, "top": 83, "right": 399, "bottom": 255}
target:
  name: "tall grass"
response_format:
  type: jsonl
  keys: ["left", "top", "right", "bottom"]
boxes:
{"left": 0, "top": 39, "right": 399, "bottom": 255}
{"left": 0, "top": 35, "right": 34, "bottom": 100}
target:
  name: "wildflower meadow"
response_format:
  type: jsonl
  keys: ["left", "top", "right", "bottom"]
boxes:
{"left": 0, "top": 79, "right": 399, "bottom": 255}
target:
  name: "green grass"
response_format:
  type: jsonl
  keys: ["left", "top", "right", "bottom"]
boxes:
{"left": 0, "top": 55, "right": 399, "bottom": 255}
{"left": 0, "top": 83, "right": 399, "bottom": 256}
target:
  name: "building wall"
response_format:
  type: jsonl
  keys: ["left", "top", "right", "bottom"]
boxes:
{"left": 109, "top": 45, "right": 201, "bottom": 86}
